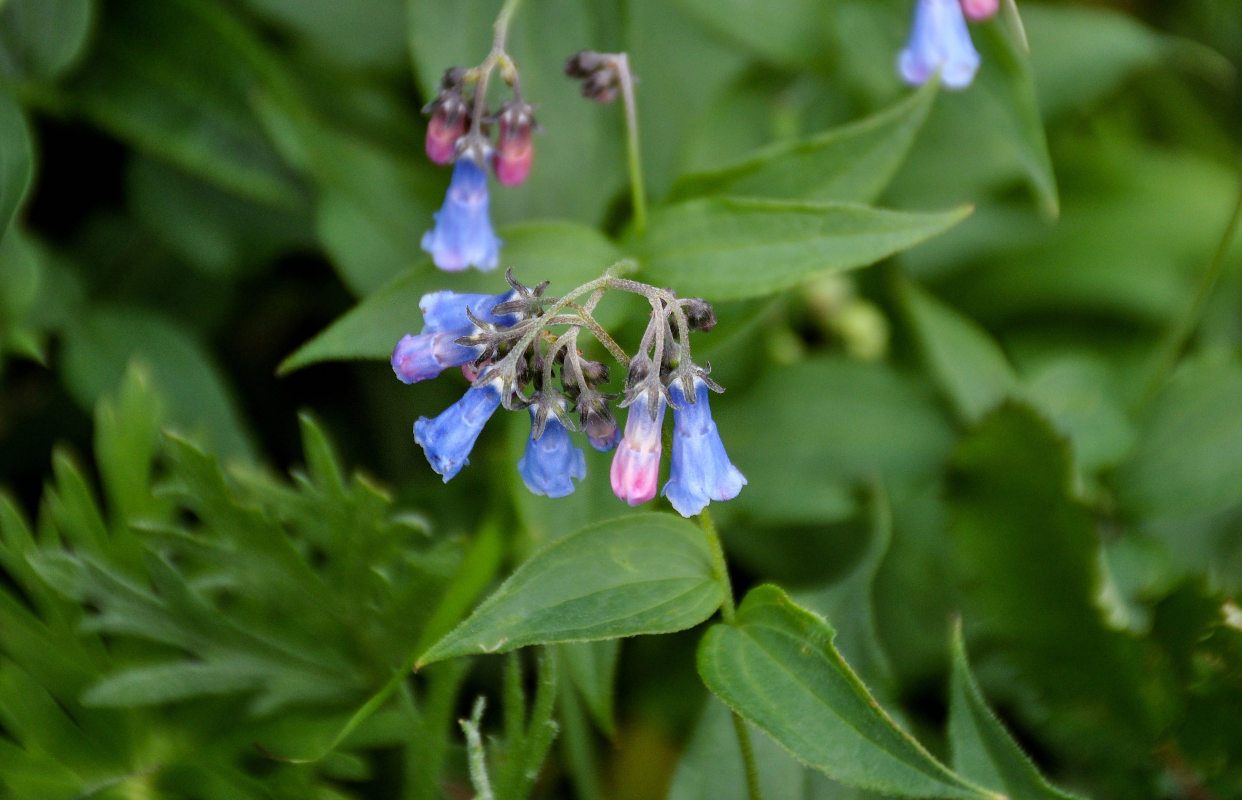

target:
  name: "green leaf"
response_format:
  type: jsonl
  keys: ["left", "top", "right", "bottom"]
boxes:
{"left": 949, "top": 623, "right": 1088, "bottom": 800}
{"left": 417, "top": 513, "right": 724, "bottom": 667}
{"left": 1114, "top": 356, "right": 1242, "bottom": 520}
{"left": 973, "top": 2, "right": 1058, "bottom": 216}
{"left": 58, "top": 0, "right": 304, "bottom": 208}
{"left": 896, "top": 276, "right": 1017, "bottom": 425}
{"left": 93, "top": 363, "right": 165, "bottom": 526}
{"left": 714, "top": 358, "right": 955, "bottom": 525}
{"left": 558, "top": 640, "right": 618, "bottom": 735}
{"left": 795, "top": 480, "right": 897, "bottom": 700}
{"left": 668, "top": 698, "right": 811, "bottom": 800}
{"left": 81, "top": 660, "right": 264, "bottom": 707}
{"left": 241, "top": 0, "right": 406, "bottom": 71}
{"left": 278, "top": 220, "right": 622, "bottom": 373}
{"left": 947, "top": 402, "right": 1160, "bottom": 740}
{"left": 1021, "top": 355, "right": 1136, "bottom": 475}
{"left": 59, "top": 308, "right": 256, "bottom": 462}
{"left": 669, "top": 78, "right": 939, "bottom": 205}
{"left": 1023, "top": 4, "right": 1174, "bottom": 118}
{"left": 697, "top": 585, "right": 997, "bottom": 799}
{"left": 671, "top": 0, "right": 827, "bottom": 69}
{"left": 252, "top": 89, "right": 439, "bottom": 295}
{"left": 636, "top": 197, "right": 970, "bottom": 301}
{"left": 0, "top": 0, "right": 95, "bottom": 81}
{"left": 0, "top": 92, "right": 32, "bottom": 241}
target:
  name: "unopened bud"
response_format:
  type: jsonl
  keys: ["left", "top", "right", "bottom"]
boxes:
{"left": 579, "top": 359, "right": 610, "bottom": 385}
{"left": 493, "top": 100, "right": 535, "bottom": 186}
{"left": 440, "top": 66, "right": 469, "bottom": 90}
{"left": 959, "top": 0, "right": 999, "bottom": 21}
{"left": 683, "top": 298, "right": 717, "bottom": 332}
{"left": 424, "top": 89, "right": 469, "bottom": 165}
{"left": 581, "top": 69, "right": 619, "bottom": 104}
{"left": 564, "top": 50, "right": 606, "bottom": 79}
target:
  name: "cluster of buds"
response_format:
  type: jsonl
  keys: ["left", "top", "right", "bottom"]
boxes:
{"left": 898, "top": 0, "right": 1001, "bottom": 91}
{"left": 391, "top": 269, "right": 746, "bottom": 517}
{"left": 564, "top": 50, "right": 623, "bottom": 104}
{"left": 420, "top": 64, "right": 538, "bottom": 272}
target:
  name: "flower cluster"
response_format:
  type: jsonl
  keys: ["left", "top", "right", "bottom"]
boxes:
{"left": 898, "top": 0, "right": 1001, "bottom": 91}
{"left": 421, "top": 58, "right": 537, "bottom": 272}
{"left": 391, "top": 269, "right": 745, "bottom": 517}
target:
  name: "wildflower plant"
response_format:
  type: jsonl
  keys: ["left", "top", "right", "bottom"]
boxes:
{"left": 3, "top": 1, "right": 1242, "bottom": 800}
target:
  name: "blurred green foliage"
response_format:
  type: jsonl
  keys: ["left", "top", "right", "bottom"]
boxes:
{"left": 1, "top": 0, "right": 1241, "bottom": 798}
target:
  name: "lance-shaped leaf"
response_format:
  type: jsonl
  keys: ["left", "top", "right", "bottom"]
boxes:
{"left": 418, "top": 513, "right": 723, "bottom": 667}
{"left": 698, "top": 585, "right": 999, "bottom": 800}
{"left": 0, "top": 93, "right": 32, "bottom": 242}
{"left": 669, "top": 77, "right": 939, "bottom": 205}
{"left": 949, "top": 623, "right": 1088, "bottom": 800}
{"left": 895, "top": 276, "right": 1017, "bottom": 425}
{"left": 636, "top": 197, "right": 970, "bottom": 301}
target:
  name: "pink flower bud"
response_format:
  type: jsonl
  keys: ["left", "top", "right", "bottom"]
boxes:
{"left": 426, "top": 108, "right": 467, "bottom": 165}
{"left": 492, "top": 101, "right": 535, "bottom": 186}
{"left": 960, "top": 0, "right": 999, "bottom": 21}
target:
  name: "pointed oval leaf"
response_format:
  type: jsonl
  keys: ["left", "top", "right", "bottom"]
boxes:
{"left": 669, "top": 78, "right": 939, "bottom": 205}
{"left": 637, "top": 198, "right": 970, "bottom": 301}
{"left": 949, "top": 624, "right": 1089, "bottom": 800}
{"left": 697, "top": 585, "right": 998, "bottom": 800}
{"left": 895, "top": 276, "right": 1017, "bottom": 425}
{"left": 418, "top": 513, "right": 723, "bottom": 667}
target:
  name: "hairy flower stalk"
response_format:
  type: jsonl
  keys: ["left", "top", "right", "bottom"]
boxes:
{"left": 392, "top": 266, "right": 744, "bottom": 515}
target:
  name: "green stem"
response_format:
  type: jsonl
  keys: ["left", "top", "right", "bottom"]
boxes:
{"left": 611, "top": 53, "right": 649, "bottom": 234}
{"left": 698, "top": 510, "right": 763, "bottom": 800}
{"left": 1136, "top": 168, "right": 1242, "bottom": 407}
{"left": 698, "top": 509, "right": 735, "bottom": 621}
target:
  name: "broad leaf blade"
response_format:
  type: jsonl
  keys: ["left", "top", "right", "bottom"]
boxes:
{"left": 669, "top": 78, "right": 939, "bottom": 205}
{"left": 637, "top": 198, "right": 970, "bottom": 301}
{"left": 697, "top": 585, "right": 998, "bottom": 799}
{"left": 0, "top": 0, "right": 95, "bottom": 81}
{"left": 949, "top": 623, "right": 1088, "bottom": 800}
{"left": 418, "top": 513, "right": 723, "bottom": 666}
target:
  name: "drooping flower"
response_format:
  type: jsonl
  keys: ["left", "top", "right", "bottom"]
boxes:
{"left": 392, "top": 290, "right": 517, "bottom": 385}
{"left": 898, "top": 0, "right": 981, "bottom": 91}
{"left": 493, "top": 100, "right": 535, "bottom": 187}
{"left": 419, "top": 290, "right": 516, "bottom": 334}
{"left": 610, "top": 391, "right": 666, "bottom": 506}
{"left": 517, "top": 408, "right": 586, "bottom": 498}
{"left": 391, "top": 332, "right": 478, "bottom": 384}
{"left": 661, "top": 377, "right": 746, "bottom": 518}
{"left": 413, "top": 378, "right": 503, "bottom": 481}
{"left": 421, "top": 157, "right": 502, "bottom": 272}
{"left": 959, "top": 0, "right": 999, "bottom": 21}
